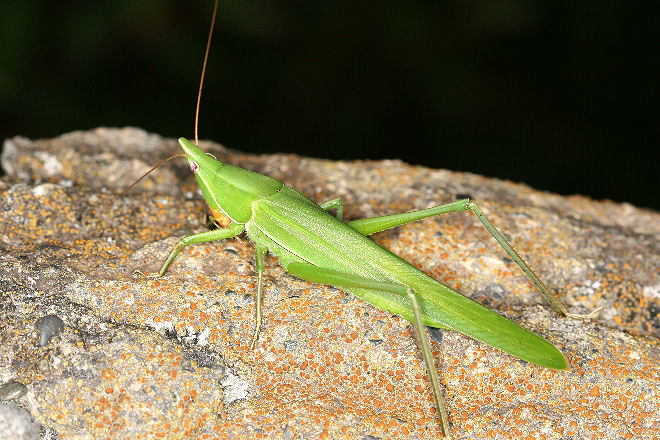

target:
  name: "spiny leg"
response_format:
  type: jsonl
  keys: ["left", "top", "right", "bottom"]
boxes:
{"left": 466, "top": 201, "right": 600, "bottom": 319}
{"left": 345, "top": 199, "right": 470, "bottom": 235}
{"left": 286, "top": 262, "right": 451, "bottom": 438}
{"left": 134, "top": 222, "right": 245, "bottom": 278}
{"left": 345, "top": 198, "right": 599, "bottom": 319}
{"left": 404, "top": 286, "right": 450, "bottom": 439}
{"left": 250, "top": 243, "right": 268, "bottom": 349}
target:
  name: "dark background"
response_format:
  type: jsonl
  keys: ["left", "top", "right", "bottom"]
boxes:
{"left": 1, "top": 1, "right": 658, "bottom": 209}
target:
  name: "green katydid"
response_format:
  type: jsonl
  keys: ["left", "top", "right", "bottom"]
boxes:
{"left": 129, "top": 2, "right": 599, "bottom": 437}
{"left": 134, "top": 137, "right": 601, "bottom": 437}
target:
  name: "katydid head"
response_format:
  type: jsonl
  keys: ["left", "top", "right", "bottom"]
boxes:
{"left": 178, "top": 137, "right": 283, "bottom": 225}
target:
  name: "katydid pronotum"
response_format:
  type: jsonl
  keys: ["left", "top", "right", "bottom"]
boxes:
{"left": 129, "top": 2, "right": 599, "bottom": 437}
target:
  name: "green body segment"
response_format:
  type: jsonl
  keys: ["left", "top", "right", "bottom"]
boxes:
{"left": 177, "top": 138, "right": 568, "bottom": 370}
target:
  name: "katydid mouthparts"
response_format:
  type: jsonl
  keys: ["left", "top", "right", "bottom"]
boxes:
{"left": 131, "top": 136, "right": 600, "bottom": 438}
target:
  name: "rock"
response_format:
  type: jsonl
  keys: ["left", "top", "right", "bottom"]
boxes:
{"left": 0, "top": 380, "right": 28, "bottom": 401}
{"left": 0, "top": 403, "right": 41, "bottom": 440}
{"left": 36, "top": 315, "right": 65, "bottom": 347}
{"left": 0, "top": 128, "right": 658, "bottom": 439}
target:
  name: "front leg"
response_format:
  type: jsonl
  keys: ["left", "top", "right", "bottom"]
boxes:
{"left": 135, "top": 222, "right": 245, "bottom": 278}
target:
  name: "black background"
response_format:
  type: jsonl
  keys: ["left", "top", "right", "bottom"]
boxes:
{"left": 1, "top": 1, "right": 657, "bottom": 209}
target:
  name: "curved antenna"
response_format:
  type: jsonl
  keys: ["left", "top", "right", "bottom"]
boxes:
{"left": 117, "top": 154, "right": 186, "bottom": 197}
{"left": 120, "top": 0, "right": 219, "bottom": 197}
{"left": 195, "top": 0, "right": 219, "bottom": 145}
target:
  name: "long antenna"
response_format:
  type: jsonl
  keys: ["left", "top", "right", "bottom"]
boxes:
{"left": 117, "top": 154, "right": 186, "bottom": 197}
{"left": 195, "top": 0, "right": 219, "bottom": 145}
{"left": 119, "top": 1, "right": 220, "bottom": 198}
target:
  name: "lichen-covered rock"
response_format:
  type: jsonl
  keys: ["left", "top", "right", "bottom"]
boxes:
{"left": 1, "top": 128, "right": 658, "bottom": 439}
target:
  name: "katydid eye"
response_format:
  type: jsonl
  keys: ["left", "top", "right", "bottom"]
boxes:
{"left": 190, "top": 161, "right": 200, "bottom": 174}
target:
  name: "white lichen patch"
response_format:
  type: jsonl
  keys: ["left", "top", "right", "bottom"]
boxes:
{"left": 220, "top": 368, "right": 249, "bottom": 405}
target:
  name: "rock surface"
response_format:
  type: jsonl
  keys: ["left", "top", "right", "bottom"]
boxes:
{"left": 0, "top": 402, "right": 41, "bottom": 440}
{"left": 1, "top": 127, "right": 658, "bottom": 439}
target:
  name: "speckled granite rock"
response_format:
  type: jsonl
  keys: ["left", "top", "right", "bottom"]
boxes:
{"left": 1, "top": 128, "right": 658, "bottom": 439}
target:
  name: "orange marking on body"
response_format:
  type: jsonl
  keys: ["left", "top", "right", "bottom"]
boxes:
{"left": 209, "top": 207, "right": 231, "bottom": 227}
